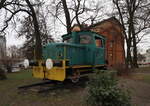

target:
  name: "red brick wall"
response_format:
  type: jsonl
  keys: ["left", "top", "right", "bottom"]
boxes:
{"left": 90, "top": 21, "right": 125, "bottom": 67}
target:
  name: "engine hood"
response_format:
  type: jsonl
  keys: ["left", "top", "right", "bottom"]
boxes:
{"left": 42, "top": 43, "right": 85, "bottom": 61}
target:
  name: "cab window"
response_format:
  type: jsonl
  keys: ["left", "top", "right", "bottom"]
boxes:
{"left": 80, "top": 35, "right": 92, "bottom": 44}
{"left": 95, "top": 37, "right": 103, "bottom": 47}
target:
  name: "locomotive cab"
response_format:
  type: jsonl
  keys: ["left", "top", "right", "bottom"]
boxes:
{"left": 62, "top": 31, "right": 106, "bottom": 66}
{"left": 25, "top": 31, "right": 106, "bottom": 82}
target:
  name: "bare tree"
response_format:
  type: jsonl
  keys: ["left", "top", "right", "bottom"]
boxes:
{"left": 61, "top": 0, "right": 72, "bottom": 33}
{"left": 25, "top": 0, "right": 42, "bottom": 60}
{"left": 112, "top": 0, "right": 150, "bottom": 68}
{"left": 0, "top": 0, "right": 44, "bottom": 60}
{"left": 18, "top": 14, "right": 53, "bottom": 60}
{"left": 137, "top": 53, "right": 145, "bottom": 62}
{"left": 48, "top": 0, "right": 104, "bottom": 33}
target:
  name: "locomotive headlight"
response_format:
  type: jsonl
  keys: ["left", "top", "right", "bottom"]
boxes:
{"left": 46, "top": 58, "right": 53, "bottom": 69}
{"left": 24, "top": 59, "right": 29, "bottom": 68}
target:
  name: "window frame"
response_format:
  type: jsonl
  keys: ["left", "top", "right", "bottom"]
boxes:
{"left": 95, "top": 36, "right": 104, "bottom": 48}
{"left": 79, "top": 34, "right": 93, "bottom": 44}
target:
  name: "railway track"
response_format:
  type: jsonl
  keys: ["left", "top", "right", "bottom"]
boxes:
{"left": 18, "top": 77, "right": 89, "bottom": 93}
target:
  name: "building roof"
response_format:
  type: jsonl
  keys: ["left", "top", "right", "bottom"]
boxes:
{"left": 88, "top": 17, "right": 124, "bottom": 30}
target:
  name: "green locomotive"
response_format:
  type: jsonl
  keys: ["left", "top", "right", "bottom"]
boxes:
{"left": 24, "top": 31, "right": 106, "bottom": 82}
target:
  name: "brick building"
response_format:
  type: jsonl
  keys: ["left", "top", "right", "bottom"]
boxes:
{"left": 72, "top": 17, "right": 125, "bottom": 67}
{"left": 89, "top": 17, "right": 125, "bottom": 67}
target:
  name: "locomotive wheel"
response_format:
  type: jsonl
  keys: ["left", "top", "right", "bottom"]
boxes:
{"left": 70, "top": 70, "right": 80, "bottom": 83}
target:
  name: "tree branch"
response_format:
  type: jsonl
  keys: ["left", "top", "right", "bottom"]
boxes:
{"left": 0, "top": 9, "right": 32, "bottom": 32}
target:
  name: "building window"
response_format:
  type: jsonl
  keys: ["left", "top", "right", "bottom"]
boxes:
{"left": 110, "top": 40, "right": 114, "bottom": 48}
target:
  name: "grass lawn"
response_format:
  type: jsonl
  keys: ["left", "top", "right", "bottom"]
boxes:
{"left": 121, "top": 67, "right": 150, "bottom": 106}
{"left": 0, "top": 70, "right": 85, "bottom": 106}
{"left": 1, "top": 67, "right": 150, "bottom": 106}
{"left": 131, "top": 67, "right": 150, "bottom": 84}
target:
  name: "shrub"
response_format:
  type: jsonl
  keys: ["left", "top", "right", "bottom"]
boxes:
{"left": 0, "top": 67, "right": 7, "bottom": 80}
{"left": 86, "top": 70, "right": 131, "bottom": 106}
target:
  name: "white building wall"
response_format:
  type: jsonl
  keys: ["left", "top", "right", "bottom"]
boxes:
{"left": 145, "top": 49, "right": 150, "bottom": 63}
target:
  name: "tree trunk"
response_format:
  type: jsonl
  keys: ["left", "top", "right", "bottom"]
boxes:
{"left": 126, "top": 19, "right": 133, "bottom": 68}
{"left": 132, "top": 24, "right": 138, "bottom": 68}
{"left": 62, "top": 0, "right": 72, "bottom": 33}
{"left": 25, "top": 0, "right": 42, "bottom": 60}
{"left": 126, "top": 43, "right": 133, "bottom": 68}
{"left": 132, "top": 37, "right": 138, "bottom": 68}
{"left": 7, "top": 65, "right": 12, "bottom": 73}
